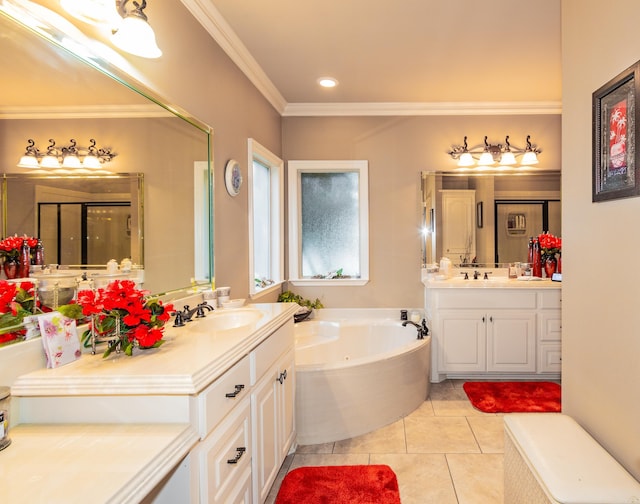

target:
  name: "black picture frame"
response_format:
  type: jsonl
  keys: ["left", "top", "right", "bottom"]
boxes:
{"left": 476, "top": 201, "right": 483, "bottom": 228}
{"left": 593, "top": 61, "right": 640, "bottom": 202}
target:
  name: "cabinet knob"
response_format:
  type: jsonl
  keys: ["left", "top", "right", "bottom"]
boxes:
{"left": 227, "top": 446, "right": 246, "bottom": 464}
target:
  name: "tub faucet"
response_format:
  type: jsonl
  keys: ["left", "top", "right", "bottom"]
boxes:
{"left": 402, "top": 319, "right": 429, "bottom": 340}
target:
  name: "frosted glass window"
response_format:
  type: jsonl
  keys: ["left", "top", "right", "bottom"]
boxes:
{"left": 248, "top": 139, "right": 284, "bottom": 296}
{"left": 288, "top": 160, "right": 369, "bottom": 286}
{"left": 300, "top": 172, "right": 360, "bottom": 278}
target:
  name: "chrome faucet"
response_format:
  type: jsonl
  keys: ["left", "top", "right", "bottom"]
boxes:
{"left": 173, "top": 302, "right": 214, "bottom": 327}
{"left": 402, "top": 319, "right": 429, "bottom": 340}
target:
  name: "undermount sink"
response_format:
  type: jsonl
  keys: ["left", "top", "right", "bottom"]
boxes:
{"left": 185, "top": 308, "right": 264, "bottom": 333}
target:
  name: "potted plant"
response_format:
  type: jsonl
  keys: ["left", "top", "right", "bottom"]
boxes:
{"left": 278, "top": 290, "right": 323, "bottom": 322}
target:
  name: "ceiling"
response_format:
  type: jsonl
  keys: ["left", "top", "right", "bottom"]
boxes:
{"left": 199, "top": 0, "right": 562, "bottom": 116}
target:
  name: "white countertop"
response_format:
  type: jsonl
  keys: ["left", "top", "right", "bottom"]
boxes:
{"left": 11, "top": 302, "right": 299, "bottom": 396}
{"left": 2, "top": 422, "right": 198, "bottom": 504}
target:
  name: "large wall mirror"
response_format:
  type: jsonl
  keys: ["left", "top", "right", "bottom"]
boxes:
{"left": 0, "top": 5, "right": 213, "bottom": 297}
{"left": 422, "top": 171, "right": 561, "bottom": 266}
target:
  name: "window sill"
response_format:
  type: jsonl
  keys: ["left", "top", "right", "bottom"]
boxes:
{"left": 250, "top": 280, "right": 284, "bottom": 299}
{"left": 288, "top": 278, "right": 369, "bottom": 287}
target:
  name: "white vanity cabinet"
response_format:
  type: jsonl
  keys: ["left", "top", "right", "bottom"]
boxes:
{"left": 427, "top": 284, "right": 560, "bottom": 382}
{"left": 8, "top": 302, "right": 300, "bottom": 504}
{"left": 438, "top": 309, "right": 536, "bottom": 374}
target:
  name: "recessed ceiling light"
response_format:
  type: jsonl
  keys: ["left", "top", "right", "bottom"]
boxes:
{"left": 318, "top": 77, "right": 338, "bottom": 88}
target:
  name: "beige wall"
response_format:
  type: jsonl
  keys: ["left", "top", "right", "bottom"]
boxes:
{"left": 283, "top": 115, "right": 561, "bottom": 308}
{"left": 562, "top": 0, "right": 640, "bottom": 480}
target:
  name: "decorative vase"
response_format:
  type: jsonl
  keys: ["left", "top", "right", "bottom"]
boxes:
{"left": 557, "top": 255, "right": 562, "bottom": 274}
{"left": 3, "top": 258, "right": 18, "bottom": 280}
{"left": 544, "top": 256, "right": 557, "bottom": 278}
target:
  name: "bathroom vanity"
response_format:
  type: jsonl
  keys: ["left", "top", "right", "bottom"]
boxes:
{"left": 423, "top": 272, "right": 561, "bottom": 383}
{"left": 5, "top": 302, "right": 299, "bottom": 503}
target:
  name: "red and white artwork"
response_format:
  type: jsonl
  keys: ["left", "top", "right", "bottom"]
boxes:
{"left": 608, "top": 98, "right": 628, "bottom": 174}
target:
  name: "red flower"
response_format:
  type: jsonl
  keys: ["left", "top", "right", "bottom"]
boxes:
{"left": 72, "top": 279, "right": 172, "bottom": 358}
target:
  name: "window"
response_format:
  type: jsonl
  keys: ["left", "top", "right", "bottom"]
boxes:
{"left": 288, "top": 160, "right": 369, "bottom": 286}
{"left": 248, "top": 139, "right": 283, "bottom": 297}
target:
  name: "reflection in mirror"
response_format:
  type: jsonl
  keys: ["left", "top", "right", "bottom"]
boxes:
{"left": 422, "top": 171, "right": 561, "bottom": 267}
{"left": 0, "top": 6, "right": 213, "bottom": 299}
{"left": 2, "top": 173, "right": 143, "bottom": 267}
{"left": 0, "top": 3, "right": 214, "bottom": 348}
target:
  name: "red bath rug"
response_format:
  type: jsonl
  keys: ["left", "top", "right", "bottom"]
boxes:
{"left": 463, "top": 381, "right": 561, "bottom": 413}
{"left": 275, "top": 464, "right": 401, "bottom": 504}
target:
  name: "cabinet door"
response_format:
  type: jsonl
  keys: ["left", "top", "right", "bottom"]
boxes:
{"left": 438, "top": 310, "right": 486, "bottom": 372}
{"left": 277, "top": 349, "right": 296, "bottom": 462}
{"left": 441, "top": 190, "right": 476, "bottom": 261}
{"left": 197, "top": 396, "right": 252, "bottom": 504}
{"left": 487, "top": 311, "right": 536, "bottom": 372}
{"left": 251, "top": 365, "right": 279, "bottom": 504}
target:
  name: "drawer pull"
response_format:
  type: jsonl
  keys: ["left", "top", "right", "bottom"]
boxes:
{"left": 227, "top": 447, "right": 246, "bottom": 464}
{"left": 225, "top": 384, "right": 245, "bottom": 398}
{"left": 277, "top": 369, "right": 287, "bottom": 384}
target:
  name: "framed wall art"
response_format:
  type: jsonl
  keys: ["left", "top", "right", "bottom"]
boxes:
{"left": 592, "top": 61, "right": 640, "bottom": 202}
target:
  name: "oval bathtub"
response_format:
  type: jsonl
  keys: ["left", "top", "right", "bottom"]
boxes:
{"left": 295, "top": 309, "right": 431, "bottom": 445}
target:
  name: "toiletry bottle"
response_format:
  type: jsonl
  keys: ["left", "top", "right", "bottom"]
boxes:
{"left": 532, "top": 238, "right": 542, "bottom": 277}
{"left": 18, "top": 240, "right": 30, "bottom": 278}
{"left": 527, "top": 237, "right": 534, "bottom": 265}
{"left": 34, "top": 239, "right": 44, "bottom": 266}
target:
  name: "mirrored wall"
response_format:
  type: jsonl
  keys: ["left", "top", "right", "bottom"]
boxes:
{"left": 0, "top": 6, "right": 213, "bottom": 296}
{"left": 422, "top": 171, "right": 561, "bottom": 266}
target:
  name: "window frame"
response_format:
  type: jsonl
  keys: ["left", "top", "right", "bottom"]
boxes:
{"left": 247, "top": 139, "right": 284, "bottom": 298}
{"left": 287, "top": 160, "right": 369, "bottom": 286}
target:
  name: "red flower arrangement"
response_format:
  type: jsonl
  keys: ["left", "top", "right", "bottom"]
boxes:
{"left": 538, "top": 232, "right": 561, "bottom": 260}
{"left": 60, "top": 279, "right": 174, "bottom": 358}
{"left": 0, "top": 235, "right": 38, "bottom": 261}
{"left": 0, "top": 280, "right": 39, "bottom": 345}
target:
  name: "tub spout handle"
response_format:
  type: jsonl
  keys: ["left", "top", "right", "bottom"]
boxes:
{"left": 402, "top": 319, "right": 429, "bottom": 340}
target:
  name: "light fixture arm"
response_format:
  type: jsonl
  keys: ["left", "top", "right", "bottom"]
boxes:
{"left": 117, "top": 0, "right": 149, "bottom": 22}
{"left": 17, "top": 138, "right": 117, "bottom": 169}
{"left": 448, "top": 134, "right": 542, "bottom": 167}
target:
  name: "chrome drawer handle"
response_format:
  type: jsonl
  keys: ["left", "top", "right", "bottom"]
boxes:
{"left": 227, "top": 447, "right": 246, "bottom": 464}
{"left": 225, "top": 384, "right": 245, "bottom": 398}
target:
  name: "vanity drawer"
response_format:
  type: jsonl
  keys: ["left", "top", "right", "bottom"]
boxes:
{"left": 250, "top": 320, "right": 294, "bottom": 385}
{"left": 538, "top": 343, "right": 562, "bottom": 373}
{"left": 197, "top": 396, "right": 252, "bottom": 504}
{"left": 437, "top": 290, "right": 537, "bottom": 310}
{"left": 198, "top": 355, "right": 250, "bottom": 438}
{"left": 539, "top": 289, "right": 562, "bottom": 309}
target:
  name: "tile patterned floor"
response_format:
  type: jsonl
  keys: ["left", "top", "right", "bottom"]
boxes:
{"left": 265, "top": 379, "right": 505, "bottom": 504}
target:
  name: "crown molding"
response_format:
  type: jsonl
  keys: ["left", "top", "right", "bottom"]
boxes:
{"left": 179, "top": 0, "right": 287, "bottom": 114}
{"left": 283, "top": 101, "right": 563, "bottom": 117}
{"left": 0, "top": 104, "right": 173, "bottom": 120}
{"left": 180, "top": 2, "right": 561, "bottom": 118}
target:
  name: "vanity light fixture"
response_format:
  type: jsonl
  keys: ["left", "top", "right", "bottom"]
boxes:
{"left": 448, "top": 135, "right": 541, "bottom": 168}
{"left": 17, "top": 139, "right": 117, "bottom": 169}
{"left": 111, "top": 0, "right": 162, "bottom": 59}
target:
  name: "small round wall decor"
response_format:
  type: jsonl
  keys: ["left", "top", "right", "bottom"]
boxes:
{"left": 224, "top": 159, "right": 242, "bottom": 196}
